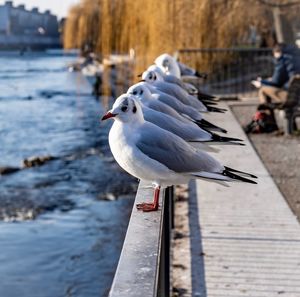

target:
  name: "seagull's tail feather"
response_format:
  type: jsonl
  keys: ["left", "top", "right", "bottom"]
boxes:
{"left": 197, "top": 92, "right": 217, "bottom": 101}
{"left": 195, "top": 71, "right": 208, "bottom": 79}
{"left": 192, "top": 170, "right": 257, "bottom": 185}
{"left": 224, "top": 166, "right": 258, "bottom": 179}
{"left": 195, "top": 119, "right": 227, "bottom": 134}
{"left": 210, "top": 132, "right": 244, "bottom": 143}
{"left": 222, "top": 169, "right": 257, "bottom": 184}
{"left": 201, "top": 100, "right": 218, "bottom": 106}
{"left": 206, "top": 106, "right": 227, "bottom": 113}
{"left": 191, "top": 171, "right": 230, "bottom": 187}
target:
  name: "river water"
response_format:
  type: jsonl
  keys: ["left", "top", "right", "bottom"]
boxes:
{"left": 0, "top": 51, "right": 137, "bottom": 297}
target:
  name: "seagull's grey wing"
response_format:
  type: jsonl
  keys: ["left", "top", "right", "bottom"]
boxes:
{"left": 178, "top": 61, "right": 195, "bottom": 76}
{"left": 157, "top": 92, "right": 202, "bottom": 121}
{"left": 157, "top": 82, "right": 206, "bottom": 111}
{"left": 147, "top": 99, "right": 181, "bottom": 120}
{"left": 136, "top": 122, "right": 223, "bottom": 173}
{"left": 149, "top": 96, "right": 197, "bottom": 124}
{"left": 155, "top": 82, "right": 191, "bottom": 106}
{"left": 164, "top": 75, "right": 186, "bottom": 89}
{"left": 143, "top": 107, "right": 211, "bottom": 141}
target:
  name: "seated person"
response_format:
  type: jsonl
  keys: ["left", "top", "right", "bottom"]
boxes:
{"left": 252, "top": 43, "right": 295, "bottom": 105}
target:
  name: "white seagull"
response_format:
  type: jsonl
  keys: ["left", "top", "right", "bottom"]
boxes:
{"left": 147, "top": 64, "right": 213, "bottom": 102}
{"left": 155, "top": 53, "right": 181, "bottom": 78}
{"left": 155, "top": 53, "right": 207, "bottom": 79}
{"left": 127, "top": 82, "right": 227, "bottom": 133}
{"left": 124, "top": 90, "right": 242, "bottom": 145}
{"left": 118, "top": 94, "right": 217, "bottom": 153}
{"left": 117, "top": 95, "right": 242, "bottom": 150}
{"left": 142, "top": 69, "right": 226, "bottom": 113}
{"left": 146, "top": 64, "right": 199, "bottom": 95}
{"left": 101, "top": 96, "right": 257, "bottom": 212}
{"left": 141, "top": 69, "right": 207, "bottom": 111}
{"left": 135, "top": 80, "right": 204, "bottom": 121}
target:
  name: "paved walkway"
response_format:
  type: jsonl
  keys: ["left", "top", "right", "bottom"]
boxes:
{"left": 188, "top": 103, "right": 300, "bottom": 297}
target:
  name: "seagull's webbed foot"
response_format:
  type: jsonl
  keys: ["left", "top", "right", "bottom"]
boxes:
{"left": 136, "top": 202, "right": 159, "bottom": 212}
{"left": 136, "top": 185, "right": 161, "bottom": 212}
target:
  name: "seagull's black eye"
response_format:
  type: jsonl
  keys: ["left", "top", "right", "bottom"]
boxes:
{"left": 121, "top": 106, "right": 128, "bottom": 112}
{"left": 149, "top": 74, "right": 152, "bottom": 80}
{"left": 133, "top": 91, "right": 137, "bottom": 95}
{"left": 140, "top": 89, "right": 143, "bottom": 95}
{"left": 132, "top": 105, "right": 137, "bottom": 113}
{"left": 153, "top": 75, "right": 157, "bottom": 80}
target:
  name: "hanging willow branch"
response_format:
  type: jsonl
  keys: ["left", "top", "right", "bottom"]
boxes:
{"left": 63, "top": 0, "right": 278, "bottom": 71}
{"left": 256, "top": 0, "right": 300, "bottom": 7}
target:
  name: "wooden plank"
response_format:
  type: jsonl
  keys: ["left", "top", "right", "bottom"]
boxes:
{"left": 189, "top": 103, "right": 300, "bottom": 297}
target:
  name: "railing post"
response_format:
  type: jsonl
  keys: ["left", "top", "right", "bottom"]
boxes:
{"left": 157, "top": 186, "right": 174, "bottom": 297}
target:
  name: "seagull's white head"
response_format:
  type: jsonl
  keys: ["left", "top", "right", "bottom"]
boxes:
{"left": 154, "top": 53, "right": 181, "bottom": 78}
{"left": 101, "top": 94, "right": 144, "bottom": 123}
{"left": 141, "top": 70, "right": 164, "bottom": 84}
{"left": 127, "top": 82, "right": 153, "bottom": 102}
{"left": 147, "top": 64, "right": 166, "bottom": 78}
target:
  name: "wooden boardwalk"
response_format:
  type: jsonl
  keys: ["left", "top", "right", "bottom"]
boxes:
{"left": 188, "top": 103, "right": 300, "bottom": 297}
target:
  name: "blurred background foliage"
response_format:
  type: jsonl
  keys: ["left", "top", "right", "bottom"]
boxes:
{"left": 63, "top": 0, "right": 300, "bottom": 72}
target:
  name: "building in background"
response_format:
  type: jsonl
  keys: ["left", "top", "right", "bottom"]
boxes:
{"left": 0, "top": 1, "right": 61, "bottom": 50}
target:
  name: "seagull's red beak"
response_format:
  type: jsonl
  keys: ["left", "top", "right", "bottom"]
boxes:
{"left": 101, "top": 112, "right": 117, "bottom": 121}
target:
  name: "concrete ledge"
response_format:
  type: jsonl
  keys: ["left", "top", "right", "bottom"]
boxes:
{"left": 109, "top": 182, "right": 168, "bottom": 297}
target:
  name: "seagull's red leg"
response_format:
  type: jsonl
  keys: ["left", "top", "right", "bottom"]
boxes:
{"left": 136, "top": 186, "right": 160, "bottom": 212}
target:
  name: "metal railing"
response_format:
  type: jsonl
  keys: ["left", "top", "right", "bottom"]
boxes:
{"left": 177, "top": 48, "right": 274, "bottom": 96}
{"left": 109, "top": 182, "right": 174, "bottom": 297}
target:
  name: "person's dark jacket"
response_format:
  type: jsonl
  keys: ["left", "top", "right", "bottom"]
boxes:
{"left": 261, "top": 54, "right": 295, "bottom": 90}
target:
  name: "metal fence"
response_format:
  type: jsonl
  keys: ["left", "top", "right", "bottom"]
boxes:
{"left": 109, "top": 182, "right": 174, "bottom": 297}
{"left": 177, "top": 48, "right": 274, "bottom": 97}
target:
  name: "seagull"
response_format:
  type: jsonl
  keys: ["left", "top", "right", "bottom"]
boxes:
{"left": 147, "top": 64, "right": 197, "bottom": 95}
{"left": 141, "top": 69, "right": 207, "bottom": 111}
{"left": 126, "top": 95, "right": 217, "bottom": 153}
{"left": 177, "top": 61, "right": 207, "bottom": 79}
{"left": 155, "top": 53, "right": 207, "bottom": 79}
{"left": 127, "top": 82, "right": 227, "bottom": 133}
{"left": 142, "top": 70, "right": 226, "bottom": 113}
{"left": 146, "top": 64, "right": 216, "bottom": 103}
{"left": 101, "top": 96, "right": 257, "bottom": 212}
{"left": 119, "top": 94, "right": 243, "bottom": 149}
{"left": 155, "top": 53, "right": 181, "bottom": 78}
{"left": 125, "top": 88, "right": 239, "bottom": 144}
{"left": 135, "top": 80, "right": 205, "bottom": 121}
{"left": 154, "top": 54, "right": 215, "bottom": 104}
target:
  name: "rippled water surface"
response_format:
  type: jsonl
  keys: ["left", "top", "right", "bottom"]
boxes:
{"left": 0, "top": 51, "right": 136, "bottom": 297}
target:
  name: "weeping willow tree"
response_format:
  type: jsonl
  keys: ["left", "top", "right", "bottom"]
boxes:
{"left": 63, "top": 0, "right": 283, "bottom": 71}
{"left": 63, "top": 0, "right": 101, "bottom": 51}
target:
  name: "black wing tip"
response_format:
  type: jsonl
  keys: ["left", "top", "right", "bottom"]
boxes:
{"left": 224, "top": 166, "right": 258, "bottom": 179}
{"left": 196, "top": 119, "right": 228, "bottom": 134}
{"left": 207, "top": 106, "right": 228, "bottom": 113}
{"left": 198, "top": 94, "right": 217, "bottom": 101}
{"left": 201, "top": 100, "right": 218, "bottom": 106}
{"left": 211, "top": 133, "right": 244, "bottom": 143}
{"left": 195, "top": 71, "right": 208, "bottom": 79}
{"left": 223, "top": 169, "right": 257, "bottom": 184}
